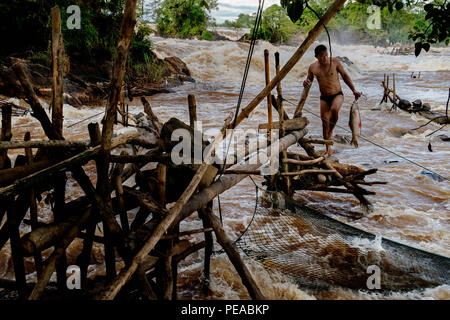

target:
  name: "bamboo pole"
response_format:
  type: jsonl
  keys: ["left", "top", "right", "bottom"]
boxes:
{"left": 51, "top": 5, "right": 64, "bottom": 136}
{"left": 188, "top": 94, "right": 197, "bottom": 130}
{"left": 392, "top": 73, "right": 396, "bottom": 103}
{"left": 294, "top": 84, "right": 311, "bottom": 118}
{"left": 232, "top": 0, "right": 347, "bottom": 128}
{"left": 95, "top": 112, "right": 234, "bottom": 300}
{"left": 0, "top": 140, "right": 90, "bottom": 149}
{"left": 275, "top": 51, "right": 291, "bottom": 194}
{"left": 264, "top": 49, "right": 273, "bottom": 140}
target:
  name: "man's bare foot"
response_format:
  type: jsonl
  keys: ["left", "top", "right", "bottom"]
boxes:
{"left": 323, "top": 147, "right": 336, "bottom": 156}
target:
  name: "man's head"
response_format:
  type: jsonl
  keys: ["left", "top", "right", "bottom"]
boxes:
{"left": 314, "top": 45, "right": 328, "bottom": 64}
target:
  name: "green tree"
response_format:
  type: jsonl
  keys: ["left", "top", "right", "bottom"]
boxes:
{"left": 155, "top": 0, "right": 218, "bottom": 38}
{"left": 252, "top": 4, "right": 297, "bottom": 43}
{"left": 280, "top": 0, "right": 449, "bottom": 55}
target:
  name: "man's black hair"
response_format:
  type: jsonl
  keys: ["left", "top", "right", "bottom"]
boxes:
{"left": 314, "top": 45, "right": 327, "bottom": 57}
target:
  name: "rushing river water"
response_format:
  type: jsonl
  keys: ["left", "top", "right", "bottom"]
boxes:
{"left": 1, "top": 30, "right": 449, "bottom": 300}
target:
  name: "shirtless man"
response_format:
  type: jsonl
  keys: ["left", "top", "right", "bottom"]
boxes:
{"left": 303, "top": 45, "right": 361, "bottom": 155}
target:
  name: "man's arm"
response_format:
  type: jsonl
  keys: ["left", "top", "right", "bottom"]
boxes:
{"left": 335, "top": 59, "right": 361, "bottom": 99}
{"left": 303, "top": 65, "right": 314, "bottom": 88}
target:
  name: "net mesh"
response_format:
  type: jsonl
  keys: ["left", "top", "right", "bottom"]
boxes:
{"left": 236, "top": 190, "right": 450, "bottom": 291}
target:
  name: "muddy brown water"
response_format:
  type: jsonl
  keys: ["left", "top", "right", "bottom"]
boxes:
{"left": 1, "top": 34, "right": 449, "bottom": 299}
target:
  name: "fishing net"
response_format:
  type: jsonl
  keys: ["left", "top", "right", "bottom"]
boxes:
{"left": 236, "top": 190, "right": 450, "bottom": 291}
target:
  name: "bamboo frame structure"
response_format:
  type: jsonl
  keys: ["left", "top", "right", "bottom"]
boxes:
{"left": 0, "top": 0, "right": 385, "bottom": 300}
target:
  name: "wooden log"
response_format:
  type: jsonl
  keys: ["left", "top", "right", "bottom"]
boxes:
{"left": 95, "top": 112, "right": 234, "bottom": 300}
{"left": 275, "top": 52, "right": 291, "bottom": 194}
{"left": 161, "top": 227, "right": 214, "bottom": 240}
{"left": 156, "top": 163, "right": 167, "bottom": 207}
{"left": 127, "top": 137, "right": 158, "bottom": 149}
{"left": 0, "top": 192, "right": 31, "bottom": 251}
{"left": 123, "top": 187, "right": 168, "bottom": 216}
{"left": 0, "top": 131, "right": 138, "bottom": 198}
{"left": 0, "top": 103, "right": 12, "bottom": 169}
{"left": 88, "top": 123, "right": 101, "bottom": 146}
{"left": 188, "top": 94, "right": 197, "bottom": 130}
{"left": 197, "top": 203, "right": 213, "bottom": 292}
{"left": 299, "top": 140, "right": 373, "bottom": 211}
{"left": 258, "top": 117, "right": 308, "bottom": 131}
{"left": 111, "top": 152, "right": 129, "bottom": 234}
{"left": 223, "top": 169, "right": 262, "bottom": 175}
{"left": 281, "top": 169, "right": 336, "bottom": 176}
{"left": 77, "top": 218, "right": 97, "bottom": 289}
{"left": 95, "top": 0, "right": 137, "bottom": 269}
{"left": 51, "top": 5, "right": 64, "bottom": 135}
{"left": 294, "top": 84, "right": 311, "bottom": 118}
{"left": 300, "top": 186, "right": 376, "bottom": 195}
{"left": 283, "top": 156, "right": 325, "bottom": 166}
{"left": 24, "top": 132, "right": 42, "bottom": 277}
{"left": 6, "top": 202, "right": 27, "bottom": 299}
{"left": 264, "top": 49, "right": 273, "bottom": 140}
{"left": 300, "top": 138, "right": 333, "bottom": 145}
{"left": 12, "top": 63, "right": 63, "bottom": 140}
{"left": 141, "top": 97, "right": 163, "bottom": 135}
{"left": 232, "top": 0, "right": 347, "bottom": 128}
{"left": 19, "top": 208, "right": 87, "bottom": 256}
{"left": 0, "top": 159, "right": 52, "bottom": 187}
{"left": 110, "top": 153, "right": 167, "bottom": 164}
{"left": 28, "top": 208, "right": 92, "bottom": 300}
{"left": 0, "top": 140, "right": 90, "bottom": 150}
{"left": 200, "top": 201, "right": 264, "bottom": 300}
{"left": 169, "top": 127, "right": 308, "bottom": 227}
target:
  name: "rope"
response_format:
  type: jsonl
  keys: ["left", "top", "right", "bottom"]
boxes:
{"left": 281, "top": 96, "right": 449, "bottom": 181}
{"left": 212, "top": 0, "right": 266, "bottom": 233}
{"left": 306, "top": 1, "right": 333, "bottom": 74}
{"left": 213, "top": 175, "right": 265, "bottom": 255}
{"left": 67, "top": 110, "right": 105, "bottom": 128}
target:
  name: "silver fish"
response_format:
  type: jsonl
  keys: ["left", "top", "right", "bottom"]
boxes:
{"left": 349, "top": 101, "right": 361, "bottom": 148}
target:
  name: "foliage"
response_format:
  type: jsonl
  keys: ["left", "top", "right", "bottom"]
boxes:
{"left": 279, "top": 0, "right": 449, "bottom": 55}
{"left": 250, "top": 4, "right": 297, "bottom": 43}
{"left": 155, "top": 0, "right": 218, "bottom": 38}
{"left": 200, "top": 30, "right": 215, "bottom": 40}
{"left": 222, "top": 13, "right": 256, "bottom": 28}
{"left": 0, "top": 0, "right": 124, "bottom": 58}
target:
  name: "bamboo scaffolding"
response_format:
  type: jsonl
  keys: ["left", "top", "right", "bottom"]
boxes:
{"left": 95, "top": 112, "right": 235, "bottom": 300}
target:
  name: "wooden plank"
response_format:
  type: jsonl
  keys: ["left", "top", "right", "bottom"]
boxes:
{"left": 258, "top": 117, "right": 308, "bottom": 131}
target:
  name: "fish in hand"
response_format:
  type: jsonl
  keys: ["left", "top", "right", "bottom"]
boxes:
{"left": 349, "top": 100, "right": 361, "bottom": 148}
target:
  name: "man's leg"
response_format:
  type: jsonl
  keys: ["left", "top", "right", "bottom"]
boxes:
{"left": 320, "top": 99, "right": 332, "bottom": 155}
{"left": 328, "top": 94, "right": 344, "bottom": 140}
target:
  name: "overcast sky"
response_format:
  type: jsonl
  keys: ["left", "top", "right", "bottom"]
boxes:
{"left": 144, "top": 0, "right": 281, "bottom": 23}
{"left": 213, "top": 0, "right": 280, "bottom": 23}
